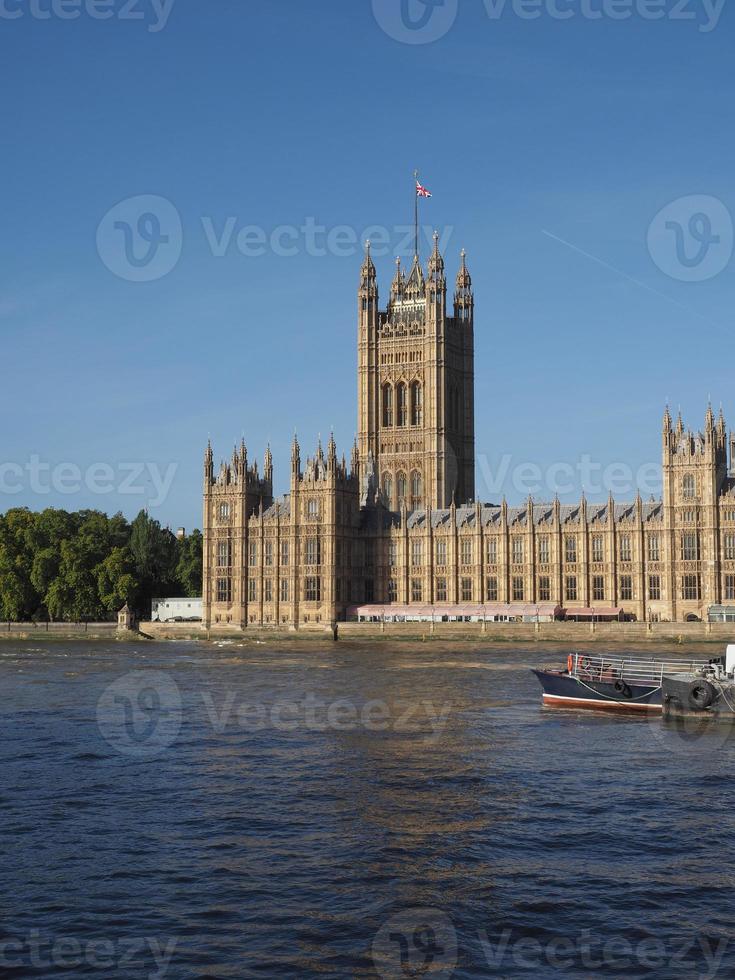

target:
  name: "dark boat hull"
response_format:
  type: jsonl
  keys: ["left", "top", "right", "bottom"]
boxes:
{"left": 662, "top": 672, "right": 735, "bottom": 723}
{"left": 531, "top": 669, "right": 663, "bottom": 713}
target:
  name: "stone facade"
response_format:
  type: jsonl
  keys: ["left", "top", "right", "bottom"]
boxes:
{"left": 202, "top": 237, "right": 735, "bottom": 627}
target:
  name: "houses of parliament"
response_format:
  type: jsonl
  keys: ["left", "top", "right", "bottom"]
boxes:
{"left": 202, "top": 231, "right": 735, "bottom": 627}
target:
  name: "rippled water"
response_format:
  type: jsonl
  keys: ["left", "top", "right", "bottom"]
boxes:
{"left": 1, "top": 640, "right": 734, "bottom": 978}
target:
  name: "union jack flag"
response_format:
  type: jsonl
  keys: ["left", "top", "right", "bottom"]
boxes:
{"left": 416, "top": 180, "right": 432, "bottom": 198}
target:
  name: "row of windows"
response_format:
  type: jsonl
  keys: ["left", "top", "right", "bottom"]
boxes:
{"left": 220, "top": 531, "right": 735, "bottom": 572}
{"left": 383, "top": 471, "right": 422, "bottom": 510}
{"left": 382, "top": 382, "right": 423, "bottom": 428}
{"left": 218, "top": 573, "right": 735, "bottom": 606}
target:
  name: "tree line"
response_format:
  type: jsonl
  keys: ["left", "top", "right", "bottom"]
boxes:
{"left": 0, "top": 508, "right": 202, "bottom": 622}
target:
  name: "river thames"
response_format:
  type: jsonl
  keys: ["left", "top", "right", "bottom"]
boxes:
{"left": 1, "top": 640, "right": 734, "bottom": 978}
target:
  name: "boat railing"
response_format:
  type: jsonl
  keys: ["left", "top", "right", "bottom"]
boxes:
{"left": 569, "top": 653, "right": 714, "bottom": 686}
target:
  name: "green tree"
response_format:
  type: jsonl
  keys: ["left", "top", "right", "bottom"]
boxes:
{"left": 176, "top": 529, "right": 203, "bottom": 597}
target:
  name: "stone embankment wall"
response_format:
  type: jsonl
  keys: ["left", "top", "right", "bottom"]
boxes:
{"left": 138, "top": 620, "right": 735, "bottom": 645}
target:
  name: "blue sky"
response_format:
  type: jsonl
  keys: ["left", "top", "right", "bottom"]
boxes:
{"left": 1, "top": 0, "right": 733, "bottom": 529}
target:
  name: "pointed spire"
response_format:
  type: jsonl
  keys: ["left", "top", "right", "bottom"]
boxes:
{"left": 663, "top": 404, "right": 672, "bottom": 433}
{"left": 291, "top": 432, "right": 301, "bottom": 476}
{"left": 390, "top": 256, "right": 405, "bottom": 299}
{"left": 427, "top": 229, "right": 445, "bottom": 281}
{"left": 360, "top": 238, "right": 376, "bottom": 278}
{"left": 676, "top": 410, "right": 684, "bottom": 437}
{"left": 706, "top": 402, "right": 715, "bottom": 433}
{"left": 350, "top": 437, "right": 359, "bottom": 477}
{"left": 456, "top": 248, "right": 472, "bottom": 289}
{"left": 264, "top": 443, "right": 273, "bottom": 484}
{"left": 204, "top": 439, "right": 214, "bottom": 484}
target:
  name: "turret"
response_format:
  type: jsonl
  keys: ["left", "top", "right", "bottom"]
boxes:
{"left": 454, "top": 248, "right": 473, "bottom": 323}
{"left": 291, "top": 433, "right": 301, "bottom": 479}
{"left": 204, "top": 440, "right": 214, "bottom": 486}
{"left": 390, "top": 256, "right": 405, "bottom": 302}
{"left": 350, "top": 437, "right": 359, "bottom": 478}
{"left": 327, "top": 432, "right": 337, "bottom": 475}
{"left": 359, "top": 240, "right": 378, "bottom": 328}
{"left": 264, "top": 444, "right": 273, "bottom": 486}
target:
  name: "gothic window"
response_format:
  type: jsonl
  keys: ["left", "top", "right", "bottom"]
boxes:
{"left": 725, "top": 533, "right": 735, "bottom": 561}
{"left": 487, "top": 538, "right": 497, "bottom": 565}
{"left": 436, "top": 539, "right": 447, "bottom": 565}
{"left": 410, "top": 471, "right": 422, "bottom": 509}
{"left": 682, "top": 533, "right": 700, "bottom": 561}
{"left": 566, "top": 576, "right": 578, "bottom": 602}
{"left": 397, "top": 472, "right": 407, "bottom": 507}
{"left": 486, "top": 577, "right": 498, "bottom": 601}
{"left": 647, "top": 534, "right": 660, "bottom": 563}
{"left": 461, "top": 578, "right": 473, "bottom": 602}
{"left": 592, "top": 535, "right": 604, "bottom": 564}
{"left": 411, "top": 541, "right": 423, "bottom": 567}
{"left": 593, "top": 576, "right": 605, "bottom": 601}
{"left": 411, "top": 578, "right": 423, "bottom": 603}
{"left": 512, "top": 577, "right": 524, "bottom": 602}
{"left": 216, "top": 578, "right": 232, "bottom": 603}
{"left": 280, "top": 579, "right": 289, "bottom": 602}
{"left": 382, "top": 384, "right": 393, "bottom": 427}
{"left": 264, "top": 541, "right": 273, "bottom": 566}
{"left": 565, "top": 536, "right": 577, "bottom": 565}
{"left": 305, "top": 538, "right": 321, "bottom": 566}
{"left": 307, "top": 498, "right": 319, "bottom": 520}
{"left": 281, "top": 541, "right": 289, "bottom": 566}
{"left": 248, "top": 579, "right": 257, "bottom": 602}
{"left": 682, "top": 575, "right": 700, "bottom": 601}
{"left": 649, "top": 576, "right": 661, "bottom": 601}
{"left": 264, "top": 579, "right": 273, "bottom": 602}
{"left": 538, "top": 536, "right": 550, "bottom": 564}
{"left": 539, "top": 576, "right": 551, "bottom": 602}
{"left": 461, "top": 538, "right": 472, "bottom": 566}
{"left": 218, "top": 503, "right": 230, "bottom": 520}
{"left": 512, "top": 537, "right": 524, "bottom": 564}
{"left": 436, "top": 578, "right": 447, "bottom": 602}
{"left": 620, "top": 575, "right": 633, "bottom": 601}
{"left": 683, "top": 474, "right": 696, "bottom": 499}
{"left": 389, "top": 541, "right": 398, "bottom": 567}
{"left": 397, "top": 383, "right": 408, "bottom": 427}
{"left": 410, "top": 382, "right": 423, "bottom": 426}
{"left": 725, "top": 575, "right": 735, "bottom": 601}
{"left": 248, "top": 541, "right": 257, "bottom": 567}
{"left": 619, "top": 534, "right": 632, "bottom": 563}
{"left": 383, "top": 474, "right": 393, "bottom": 509}
{"left": 217, "top": 541, "right": 232, "bottom": 568}
{"left": 305, "top": 577, "right": 321, "bottom": 602}
{"left": 388, "top": 579, "right": 398, "bottom": 603}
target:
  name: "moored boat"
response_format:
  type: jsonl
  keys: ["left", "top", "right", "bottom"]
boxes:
{"left": 532, "top": 652, "right": 719, "bottom": 714}
{"left": 662, "top": 645, "right": 735, "bottom": 724}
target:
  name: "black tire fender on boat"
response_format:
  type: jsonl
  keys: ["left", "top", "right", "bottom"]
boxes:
{"left": 688, "top": 680, "right": 715, "bottom": 710}
{"left": 614, "top": 680, "right": 632, "bottom": 698}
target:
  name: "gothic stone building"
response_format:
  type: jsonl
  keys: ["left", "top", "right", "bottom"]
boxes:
{"left": 202, "top": 236, "right": 735, "bottom": 627}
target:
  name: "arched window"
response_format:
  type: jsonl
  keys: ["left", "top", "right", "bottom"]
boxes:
{"left": 397, "top": 383, "right": 408, "bottom": 427}
{"left": 397, "top": 472, "right": 407, "bottom": 507}
{"left": 410, "top": 471, "right": 423, "bottom": 510}
{"left": 683, "top": 474, "right": 696, "bottom": 499}
{"left": 383, "top": 474, "right": 393, "bottom": 509}
{"left": 410, "top": 382, "right": 423, "bottom": 426}
{"left": 382, "top": 384, "right": 393, "bottom": 427}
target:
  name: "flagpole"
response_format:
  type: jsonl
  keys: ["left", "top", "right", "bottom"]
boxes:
{"left": 413, "top": 169, "right": 419, "bottom": 258}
